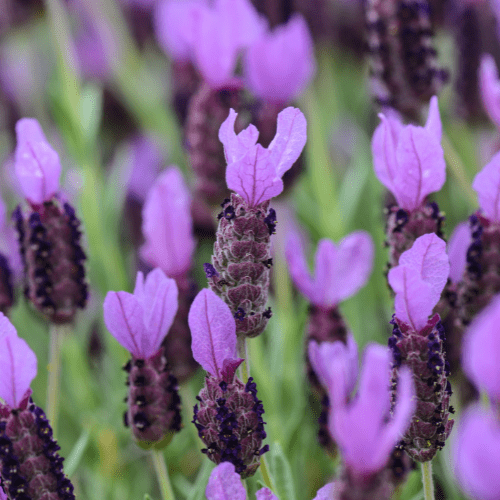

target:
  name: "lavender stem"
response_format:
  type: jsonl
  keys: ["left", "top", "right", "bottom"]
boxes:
{"left": 422, "top": 461, "right": 435, "bottom": 500}
{"left": 151, "top": 449, "right": 175, "bottom": 500}
{"left": 46, "top": 323, "right": 66, "bottom": 437}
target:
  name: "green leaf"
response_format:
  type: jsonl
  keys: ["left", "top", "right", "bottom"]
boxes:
{"left": 80, "top": 84, "right": 103, "bottom": 146}
{"left": 186, "top": 460, "right": 215, "bottom": 500}
{"left": 143, "top": 494, "right": 154, "bottom": 500}
{"left": 269, "top": 443, "right": 296, "bottom": 500}
{"left": 65, "top": 429, "right": 91, "bottom": 477}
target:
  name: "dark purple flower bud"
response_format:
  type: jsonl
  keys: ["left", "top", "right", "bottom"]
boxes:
{"left": 124, "top": 351, "right": 182, "bottom": 448}
{"left": 209, "top": 194, "right": 273, "bottom": 338}
{"left": 13, "top": 200, "right": 88, "bottom": 324}
{"left": 192, "top": 375, "right": 268, "bottom": 478}
{"left": 204, "top": 263, "right": 219, "bottom": 279}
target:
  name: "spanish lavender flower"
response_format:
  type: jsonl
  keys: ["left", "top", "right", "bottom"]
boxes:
{"left": 371, "top": 97, "right": 446, "bottom": 270}
{"left": 13, "top": 118, "right": 87, "bottom": 323}
{"left": 0, "top": 313, "right": 75, "bottom": 500}
{"left": 479, "top": 54, "right": 500, "bottom": 130}
{"left": 141, "top": 166, "right": 199, "bottom": 381}
{"left": 286, "top": 229, "right": 373, "bottom": 451}
{"left": 188, "top": 289, "right": 268, "bottom": 477}
{"left": 206, "top": 107, "right": 306, "bottom": 337}
{"left": 388, "top": 233, "right": 454, "bottom": 461}
{"left": 365, "top": 0, "right": 447, "bottom": 119}
{"left": 324, "top": 340, "right": 415, "bottom": 500}
{"left": 103, "top": 269, "right": 182, "bottom": 448}
{"left": 453, "top": 405, "right": 500, "bottom": 500}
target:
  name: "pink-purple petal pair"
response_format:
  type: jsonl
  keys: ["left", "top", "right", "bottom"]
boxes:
{"left": 479, "top": 54, "right": 500, "bottom": 129}
{"left": 286, "top": 230, "right": 374, "bottom": 308}
{"left": 244, "top": 14, "right": 315, "bottom": 104}
{"left": 371, "top": 96, "right": 445, "bottom": 211}
{"left": 104, "top": 268, "right": 178, "bottom": 360}
{"left": 220, "top": 107, "right": 307, "bottom": 206}
{"left": 141, "top": 166, "right": 195, "bottom": 278}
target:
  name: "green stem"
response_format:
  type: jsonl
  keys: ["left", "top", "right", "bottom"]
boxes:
{"left": 46, "top": 323, "right": 65, "bottom": 437}
{"left": 151, "top": 449, "right": 175, "bottom": 500}
{"left": 259, "top": 455, "right": 275, "bottom": 492}
{"left": 421, "top": 461, "right": 435, "bottom": 500}
{"left": 237, "top": 335, "right": 249, "bottom": 382}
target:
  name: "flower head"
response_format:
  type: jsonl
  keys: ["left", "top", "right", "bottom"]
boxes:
{"left": 141, "top": 167, "right": 195, "bottom": 278}
{"left": 286, "top": 230, "right": 374, "bottom": 308}
{"left": 104, "top": 268, "right": 178, "bottom": 360}
{"left": 388, "top": 233, "right": 449, "bottom": 331}
{"left": 371, "top": 96, "right": 445, "bottom": 211}
{"left": 14, "top": 118, "right": 61, "bottom": 206}
{"left": 220, "top": 107, "right": 307, "bottom": 206}
{"left": 244, "top": 14, "right": 315, "bottom": 104}
{"left": 472, "top": 150, "right": 500, "bottom": 222}
{"left": 479, "top": 54, "right": 500, "bottom": 129}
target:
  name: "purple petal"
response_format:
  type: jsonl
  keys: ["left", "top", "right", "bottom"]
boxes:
{"left": 188, "top": 288, "right": 237, "bottom": 378}
{"left": 0, "top": 313, "right": 37, "bottom": 409}
{"left": 388, "top": 234, "right": 449, "bottom": 330}
{"left": 472, "top": 150, "right": 500, "bottom": 222}
{"left": 136, "top": 269, "right": 179, "bottom": 359}
{"left": 206, "top": 462, "right": 246, "bottom": 500}
{"left": 312, "top": 483, "right": 335, "bottom": 500}
{"left": 103, "top": 291, "right": 147, "bottom": 358}
{"left": 0, "top": 483, "right": 7, "bottom": 500}
{"left": 256, "top": 488, "right": 279, "bottom": 500}
{"left": 244, "top": 14, "right": 315, "bottom": 104}
{"left": 393, "top": 125, "right": 446, "bottom": 210}
{"left": 448, "top": 221, "right": 470, "bottom": 284}
{"left": 462, "top": 294, "right": 500, "bottom": 403}
{"left": 454, "top": 405, "right": 500, "bottom": 500}
{"left": 226, "top": 144, "right": 283, "bottom": 206}
{"left": 219, "top": 109, "right": 259, "bottom": 164}
{"left": 424, "top": 96, "right": 442, "bottom": 143}
{"left": 141, "top": 166, "right": 195, "bottom": 277}
{"left": 479, "top": 54, "right": 500, "bottom": 129}
{"left": 14, "top": 118, "right": 61, "bottom": 205}
{"left": 268, "top": 107, "right": 307, "bottom": 177}
{"left": 221, "top": 358, "right": 244, "bottom": 383}
{"left": 371, "top": 113, "right": 402, "bottom": 193}
{"left": 154, "top": 0, "right": 203, "bottom": 62}
{"left": 285, "top": 229, "right": 316, "bottom": 303}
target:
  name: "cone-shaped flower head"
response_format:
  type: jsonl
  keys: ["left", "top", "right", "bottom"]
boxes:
{"left": 286, "top": 230, "right": 374, "bottom": 308}
{"left": 141, "top": 166, "right": 195, "bottom": 278}
{"left": 388, "top": 233, "right": 450, "bottom": 331}
{"left": 372, "top": 96, "right": 445, "bottom": 211}
{"left": 453, "top": 405, "right": 500, "bottom": 500}
{"left": 189, "top": 289, "right": 268, "bottom": 477}
{"left": 104, "top": 269, "right": 182, "bottom": 447}
{"left": 244, "top": 14, "right": 315, "bottom": 105}
{"left": 472, "top": 150, "right": 500, "bottom": 223}
{"left": 388, "top": 234, "right": 454, "bottom": 461}
{"left": 479, "top": 54, "right": 500, "bottom": 129}
{"left": 220, "top": 107, "right": 307, "bottom": 207}
{"left": 328, "top": 342, "right": 415, "bottom": 478}
{"left": 462, "top": 294, "right": 500, "bottom": 404}
{"left": 0, "top": 313, "right": 75, "bottom": 500}
{"left": 14, "top": 118, "right": 61, "bottom": 206}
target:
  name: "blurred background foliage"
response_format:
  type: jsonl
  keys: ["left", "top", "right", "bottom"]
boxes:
{"left": 0, "top": 0, "right": 489, "bottom": 498}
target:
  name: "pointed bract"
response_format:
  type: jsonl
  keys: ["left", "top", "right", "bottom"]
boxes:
{"left": 472, "top": 151, "right": 500, "bottom": 222}
{"left": 245, "top": 14, "right": 315, "bottom": 104}
{"left": 14, "top": 118, "right": 61, "bottom": 205}
{"left": 329, "top": 344, "right": 415, "bottom": 477}
{"left": 0, "top": 313, "right": 37, "bottom": 409}
{"left": 188, "top": 288, "right": 237, "bottom": 378}
{"left": 479, "top": 54, "right": 500, "bottom": 129}
{"left": 388, "top": 234, "right": 449, "bottom": 331}
{"left": 141, "top": 166, "right": 195, "bottom": 277}
{"left": 219, "top": 108, "right": 259, "bottom": 164}
{"left": 206, "top": 462, "right": 247, "bottom": 500}
{"left": 454, "top": 405, "right": 500, "bottom": 500}
{"left": 424, "top": 96, "right": 442, "bottom": 143}
{"left": 462, "top": 294, "right": 500, "bottom": 403}
{"left": 104, "top": 270, "right": 178, "bottom": 359}
{"left": 448, "top": 221, "right": 470, "bottom": 284}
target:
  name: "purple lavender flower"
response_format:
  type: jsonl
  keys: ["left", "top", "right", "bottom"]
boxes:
{"left": 188, "top": 289, "right": 268, "bottom": 477}
{"left": 479, "top": 54, "right": 500, "bottom": 130}
{"left": 206, "top": 107, "right": 306, "bottom": 337}
{"left": 13, "top": 119, "right": 87, "bottom": 323}
{"left": 103, "top": 269, "right": 182, "bottom": 447}
{"left": 388, "top": 233, "right": 454, "bottom": 461}
{"left": 0, "top": 313, "right": 75, "bottom": 500}
{"left": 244, "top": 14, "right": 315, "bottom": 106}
{"left": 453, "top": 405, "right": 500, "bottom": 500}
{"left": 372, "top": 97, "right": 446, "bottom": 269}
